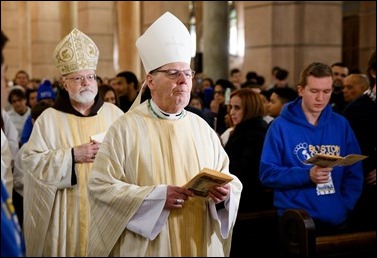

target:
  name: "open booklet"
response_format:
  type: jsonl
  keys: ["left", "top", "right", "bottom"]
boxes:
{"left": 304, "top": 153, "right": 368, "bottom": 168}
{"left": 90, "top": 132, "right": 107, "bottom": 143}
{"left": 183, "top": 168, "right": 233, "bottom": 197}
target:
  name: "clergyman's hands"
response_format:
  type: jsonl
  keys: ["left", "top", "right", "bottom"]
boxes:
{"left": 208, "top": 184, "right": 230, "bottom": 204}
{"left": 73, "top": 141, "right": 100, "bottom": 163}
{"left": 165, "top": 185, "right": 194, "bottom": 210}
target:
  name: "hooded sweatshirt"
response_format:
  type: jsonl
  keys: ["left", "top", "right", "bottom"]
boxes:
{"left": 259, "top": 97, "right": 363, "bottom": 225}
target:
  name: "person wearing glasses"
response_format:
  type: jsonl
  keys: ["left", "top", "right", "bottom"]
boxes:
{"left": 14, "top": 28, "right": 124, "bottom": 257}
{"left": 87, "top": 12, "right": 242, "bottom": 257}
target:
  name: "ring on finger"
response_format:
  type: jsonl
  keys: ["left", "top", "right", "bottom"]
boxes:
{"left": 175, "top": 199, "right": 184, "bottom": 205}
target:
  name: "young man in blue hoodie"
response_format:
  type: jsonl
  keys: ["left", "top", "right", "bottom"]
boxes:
{"left": 259, "top": 62, "right": 363, "bottom": 236}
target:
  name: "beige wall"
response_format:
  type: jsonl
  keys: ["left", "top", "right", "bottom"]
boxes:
{"left": 1, "top": 1, "right": 375, "bottom": 86}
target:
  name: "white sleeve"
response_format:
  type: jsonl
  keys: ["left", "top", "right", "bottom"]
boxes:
{"left": 126, "top": 185, "right": 170, "bottom": 240}
{"left": 208, "top": 191, "right": 236, "bottom": 239}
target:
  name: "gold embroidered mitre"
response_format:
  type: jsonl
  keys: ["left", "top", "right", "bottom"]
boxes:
{"left": 52, "top": 28, "right": 99, "bottom": 75}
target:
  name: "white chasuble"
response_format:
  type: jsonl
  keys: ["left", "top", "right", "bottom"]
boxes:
{"left": 88, "top": 101, "right": 242, "bottom": 257}
{"left": 18, "top": 103, "right": 123, "bottom": 257}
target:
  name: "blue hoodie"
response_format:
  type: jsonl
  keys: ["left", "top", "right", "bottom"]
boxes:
{"left": 259, "top": 97, "right": 363, "bottom": 225}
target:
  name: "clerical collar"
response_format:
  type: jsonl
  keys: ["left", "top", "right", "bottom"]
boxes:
{"left": 364, "top": 88, "right": 376, "bottom": 102}
{"left": 149, "top": 99, "right": 185, "bottom": 120}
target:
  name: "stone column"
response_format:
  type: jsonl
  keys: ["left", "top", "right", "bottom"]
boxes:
{"left": 1, "top": 1, "right": 31, "bottom": 80}
{"left": 116, "top": 1, "right": 140, "bottom": 77}
{"left": 77, "top": 1, "right": 116, "bottom": 79}
{"left": 202, "top": 1, "right": 229, "bottom": 81}
{"left": 243, "top": 1, "right": 343, "bottom": 86}
{"left": 359, "top": 1, "right": 376, "bottom": 72}
{"left": 28, "top": 1, "right": 63, "bottom": 80}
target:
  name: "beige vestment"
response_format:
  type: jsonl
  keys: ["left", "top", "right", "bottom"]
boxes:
{"left": 88, "top": 101, "right": 242, "bottom": 257}
{"left": 17, "top": 103, "right": 123, "bottom": 256}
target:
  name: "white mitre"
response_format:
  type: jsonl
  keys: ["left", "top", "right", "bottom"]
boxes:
{"left": 136, "top": 12, "right": 192, "bottom": 73}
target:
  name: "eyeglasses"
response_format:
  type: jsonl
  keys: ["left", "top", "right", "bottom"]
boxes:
{"left": 65, "top": 74, "right": 97, "bottom": 84}
{"left": 152, "top": 69, "right": 195, "bottom": 80}
{"left": 214, "top": 90, "right": 225, "bottom": 95}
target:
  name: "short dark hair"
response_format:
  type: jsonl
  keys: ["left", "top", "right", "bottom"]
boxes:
{"left": 331, "top": 62, "right": 348, "bottom": 69}
{"left": 230, "top": 68, "right": 241, "bottom": 76}
{"left": 215, "top": 79, "right": 236, "bottom": 91}
{"left": 271, "top": 87, "right": 298, "bottom": 104}
{"left": 8, "top": 88, "right": 26, "bottom": 104}
{"left": 116, "top": 71, "right": 139, "bottom": 90}
{"left": 275, "top": 68, "right": 289, "bottom": 80}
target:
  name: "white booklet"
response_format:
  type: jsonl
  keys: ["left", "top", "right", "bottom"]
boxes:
{"left": 90, "top": 132, "right": 107, "bottom": 143}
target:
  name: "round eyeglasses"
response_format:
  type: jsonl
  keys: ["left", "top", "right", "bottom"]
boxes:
{"left": 65, "top": 74, "right": 97, "bottom": 84}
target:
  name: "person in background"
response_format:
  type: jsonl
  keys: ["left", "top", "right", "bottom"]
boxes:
{"left": 87, "top": 12, "right": 242, "bottom": 257}
{"left": 20, "top": 80, "right": 56, "bottom": 146}
{"left": 25, "top": 88, "right": 38, "bottom": 109}
{"left": 210, "top": 79, "right": 236, "bottom": 134}
{"left": 111, "top": 71, "right": 139, "bottom": 112}
{"left": 343, "top": 50, "right": 376, "bottom": 231}
{"left": 259, "top": 91, "right": 274, "bottom": 125}
{"left": 200, "top": 77, "right": 215, "bottom": 108}
{"left": 6, "top": 88, "right": 30, "bottom": 144}
{"left": 229, "top": 68, "right": 243, "bottom": 89}
{"left": 225, "top": 88, "right": 271, "bottom": 212}
{"left": 223, "top": 88, "right": 273, "bottom": 256}
{"left": 1, "top": 29, "right": 25, "bottom": 258}
{"left": 260, "top": 62, "right": 363, "bottom": 236}
{"left": 14, "top": 28, "right": 124, "bottom": 257}
{"left": 329, "top": 62, "right": 349, "bottom": 113}
{"left": 13, "top": 70, "right": 30, "bottom": 91}
{"left": 342, "top": 73, "right": 370, "bottom": 104}
{"left": 98, "top": 84, "right": 120, "bottom": 107}
{"left": 188, "top": 95, "right": 213, "bottom": 125}
{"left": 267, "top": 87, "right": 298, "bottom": 119}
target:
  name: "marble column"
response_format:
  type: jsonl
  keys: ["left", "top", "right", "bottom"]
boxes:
{"left": 116, "top": 1, "right": 140, "bottom": 77}
{"left": 243, "top": 1, "right": 343, "bottom": 86}
{"left": 202, "top": 1, "right": 229, "bottom": 81}
{"left": 77, "top": 1, "right": 116, "bottom": 79}
{"left": 358, "top": 1, "right": 376, "bottom": 72}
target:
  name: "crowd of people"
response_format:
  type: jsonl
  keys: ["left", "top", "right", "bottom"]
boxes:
{"left": 1, "top": 11, "right": 375, "bottom": 257}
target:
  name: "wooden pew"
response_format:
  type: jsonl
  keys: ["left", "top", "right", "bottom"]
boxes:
{"left": 279, "top": 209, "right": 376, "bottom": 257}
{"left": 236, "top": 208, "right": 277, "bottom": 221}
{"left": 230, "top": 209, "right": 279, "bottom": 257}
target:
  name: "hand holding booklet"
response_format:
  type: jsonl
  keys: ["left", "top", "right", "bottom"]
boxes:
{"left": 304, "top": 153, "right": 368, "bottom": 168}
{"left": 183, "top": 168, "right": 233, "bottom": 197}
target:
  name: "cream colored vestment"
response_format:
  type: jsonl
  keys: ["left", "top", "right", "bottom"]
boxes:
{"left": 88, "top": 101, "right": 242, "bottom": 257}
{"left": 18, "top": 103, "right": 123, "bottom": 256}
